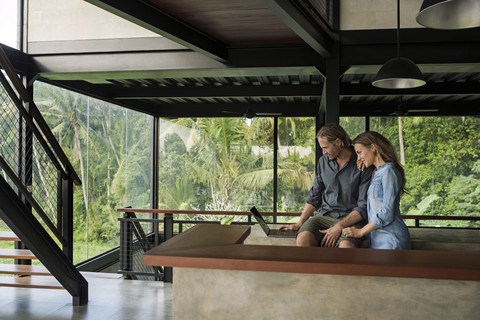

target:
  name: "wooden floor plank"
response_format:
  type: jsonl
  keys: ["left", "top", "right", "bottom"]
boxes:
{"left": 0, "top": 276, "right": 63, "bottom": 289}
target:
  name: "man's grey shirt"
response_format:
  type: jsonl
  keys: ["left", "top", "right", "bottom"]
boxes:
{"left": 306, "top": 149, "right": 374, "bottom": 219}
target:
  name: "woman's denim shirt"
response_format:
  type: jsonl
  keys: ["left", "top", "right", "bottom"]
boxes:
{"left": 368, "top": 162, "right": 411, "bottom": 250}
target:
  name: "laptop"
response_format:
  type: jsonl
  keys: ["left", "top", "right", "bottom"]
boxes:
{"left": 249, "top": 206, "right": 297, "bottom": 238}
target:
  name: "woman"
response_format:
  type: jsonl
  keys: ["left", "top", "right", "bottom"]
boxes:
{"left": 342, "top": 131, "right": 410, "bottom": 250}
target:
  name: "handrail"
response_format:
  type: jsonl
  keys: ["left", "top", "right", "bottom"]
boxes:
{"left": 0, "top": 72, "right": 64, "bottom": 173}
{"left": 0, "top": 45, "right": 81, "bottom": 186}
{"left": 116, "top": 208, "right": 480, "bottom": 222}
{"left": 116, "top": 208, "right": 301, "bottom": 217}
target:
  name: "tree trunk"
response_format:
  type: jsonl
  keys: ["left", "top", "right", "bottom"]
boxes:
{"left": 102, "top": 105, "right": 121, "bottom": 167}
{"left": 73, "top": 123, "right": 89, "bottom": 218}
{"left": 398, "top": 117, "right": 405, "bottom": 166}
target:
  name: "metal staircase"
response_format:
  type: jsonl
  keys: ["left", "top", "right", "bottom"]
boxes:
{"left": 0, "top": 45, "right": 88, "bottom": 305}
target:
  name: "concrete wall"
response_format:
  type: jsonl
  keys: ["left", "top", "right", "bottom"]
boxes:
{"left": 174, "top": 267, "right": 480, "bottom": 320}
{"left": 27, "top": 0, "right": 159, "bottom": 47}
{"left": 340, "top": 0, "right": 425, "bottom": 30}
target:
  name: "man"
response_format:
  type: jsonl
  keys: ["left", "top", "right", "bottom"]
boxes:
{"left": 280, "top": 123, "right": 374, "bottom": 248}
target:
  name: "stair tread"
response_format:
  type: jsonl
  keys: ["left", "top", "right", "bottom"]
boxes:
{"left": 80, "top": 271, "right": 123, "bottom": 279}
{"left": 0, "top": 275, "right": 63, "bottom": 289}
{"left": 0, "top": 231, "right": 20, "bottom": 241}
{"left": 0, "top": 248, "right": 37, "bottom": 259}
{"left": 0, "top": 263, "right": 50, "bottom": 275}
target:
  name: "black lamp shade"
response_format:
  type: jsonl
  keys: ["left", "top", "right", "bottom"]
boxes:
{"left": 372, "top": 57, "right": 426, "bottom": 89}
{"left": 416, "top": 0, "right": 480, "bottom": 29}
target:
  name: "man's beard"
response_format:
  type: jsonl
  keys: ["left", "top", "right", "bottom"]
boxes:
{"left": 327, "top": 145, "right": 342, "bottom": 160}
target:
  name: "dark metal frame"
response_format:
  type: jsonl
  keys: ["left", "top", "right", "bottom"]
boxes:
{"left": 0, "top": 45, "right": 87, "bottom": 304}
{"left": 0, "top": 175, "right": 88, "bottom": 305}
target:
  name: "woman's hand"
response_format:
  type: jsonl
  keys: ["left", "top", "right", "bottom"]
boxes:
{"left": 342, "top": 227, "right": 363, "bottom": 238}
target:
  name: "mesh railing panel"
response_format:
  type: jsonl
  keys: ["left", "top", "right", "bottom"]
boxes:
{"left": 131, "top": 241, "right": 158, "bottom": 281}
{"left": 119, "top": 217, "right": 162, "bottom": 280}
{"left": 32, "top": 136, "right": 59, "bottom": 224}
{"left": 0, "top": 72, "right": 59, "bottom": 232}
{"left": 0, "top": 80, "right": 21, "bottom": 191}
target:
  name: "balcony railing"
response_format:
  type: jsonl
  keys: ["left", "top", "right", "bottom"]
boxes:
{"left": 117, "top": 207, "right": 480, "bottom": 282}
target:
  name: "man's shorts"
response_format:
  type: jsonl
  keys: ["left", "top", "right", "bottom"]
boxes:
{"left": 297, "top": 213, "right": 366, "bottom": 247}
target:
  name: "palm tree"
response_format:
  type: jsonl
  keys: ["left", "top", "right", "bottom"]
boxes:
{"left": 170, "top": 117, "right": 313, "bottom": 212}
{"left": 35, "top": 83, "right": 92, "bottom": 218}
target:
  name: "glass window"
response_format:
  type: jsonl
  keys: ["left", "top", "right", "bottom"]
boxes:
{"left": 340, "top": 117, "right": 367, "bottom": 141}
{"left": 158, "top": 117, "right": 274, "bottom": 227}
{"left": 277, "top": 117, "right": 316, "bottom": 223}
{"left": 34, "top": 82, "right": 152, "bottom": 263}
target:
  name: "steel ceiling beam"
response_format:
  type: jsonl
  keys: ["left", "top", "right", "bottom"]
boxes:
{"left": 84, "top": 0, "right": 228, "bottom": 63}
{"left": 341, "top": 102, "right": 480, "bottom": 116}
{"left": 32, "top": 48, "right": 323, "bottom": 80}
{"left": 228, "top": 45, "right": 324, "bottom": 70}
{"left": 340, "top": 28, "right": 480, "bottom": 66}
{"left": 33, "top": 51, "right": 226, "bottom": 77}
{"left": 342, "top": 42, "right": 480, "bottom": 66}
{"left": 341, "top": 82, "right": 480, "bottom": 96}
{"left": 260, "top": 0, "right": 333, "bottom": 57}
{"left": 153, "top": 102, "right": 319, "bottom": 118}
{"left": 109, "top": 84, "right": 322, "bottom": 99}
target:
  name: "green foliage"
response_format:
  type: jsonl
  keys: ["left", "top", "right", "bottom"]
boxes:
{"left": 406, "top": 194, "right": 440, "bottom": 215}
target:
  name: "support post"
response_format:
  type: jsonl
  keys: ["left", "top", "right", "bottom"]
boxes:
{"left": 273, "top": 116, "right": 278, "bottom": 220}
{"left": 164, "top": 212, "right": 174, "bottom": 282}
{"left": 62, "top": 173, "right": 74, "bottom": 261}
{"left": 324, "top": 42, "right": 340, "bottom": 124}
{"left": 119, "top": 211, "right": 134, "bottom": 279}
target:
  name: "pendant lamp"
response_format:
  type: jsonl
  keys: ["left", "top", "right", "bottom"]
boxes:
{"left": 372, "top": 0, "right": 426, "bottom": 89}
{"left": 416, "top": 0, "right": 480, "bottom": 29}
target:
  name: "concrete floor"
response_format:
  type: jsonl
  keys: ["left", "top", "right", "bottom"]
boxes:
{"left": 0, "top": 275, "right": 173, "bottom": 320}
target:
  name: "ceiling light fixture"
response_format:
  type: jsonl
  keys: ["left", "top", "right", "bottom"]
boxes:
{"left": 372, "top": 0, "right": 426, "bottom": 89}
{"left": 416, "top": 0, "right": 480, "bottom": 29}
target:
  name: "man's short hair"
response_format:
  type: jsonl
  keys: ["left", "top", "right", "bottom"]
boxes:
{"left": 316, "top": 123, "right": 352, "bottom": 148}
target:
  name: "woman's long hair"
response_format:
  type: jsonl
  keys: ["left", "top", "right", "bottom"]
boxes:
{"left": 353, "top": 131, "right": 407, "bottom": 195}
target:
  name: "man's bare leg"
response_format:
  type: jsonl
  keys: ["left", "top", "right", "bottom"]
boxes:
{"left": 338, "top": 240, "right": 355, "bottom": 248}
{"left": 296, "top": 231, "right": 318, "bottom": 246}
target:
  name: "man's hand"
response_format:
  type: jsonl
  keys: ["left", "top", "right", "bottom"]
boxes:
{"left": 319, "top": 224, "right": 342, "bottom": 247}
{"left": 279, "top": 223, "right": 300, "bottom": 231}
{"left": 343, "top": 227, "right": 362, "bottom": 238}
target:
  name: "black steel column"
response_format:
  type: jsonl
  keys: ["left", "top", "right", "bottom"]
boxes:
{"left": 324, "top": 41, "right": 340, "bottom": 124}
{"left": 150, "top": 116, "right": 162, "bottom": 279}
{"left": 150, "top": 116, "right": 159, "bottom": 241}
{"left": 273, "top": 116, "right": 278, "bottom": 219}
{"left": 62, "top": 173, "right": 74, "bottom": 261}
{"left": 163, "top": 212, "right": 173, "bottom": 282}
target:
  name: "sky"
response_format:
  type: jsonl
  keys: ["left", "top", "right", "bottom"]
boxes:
{"left": 0, "top": 0, "right": 19, "bottom": 48}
